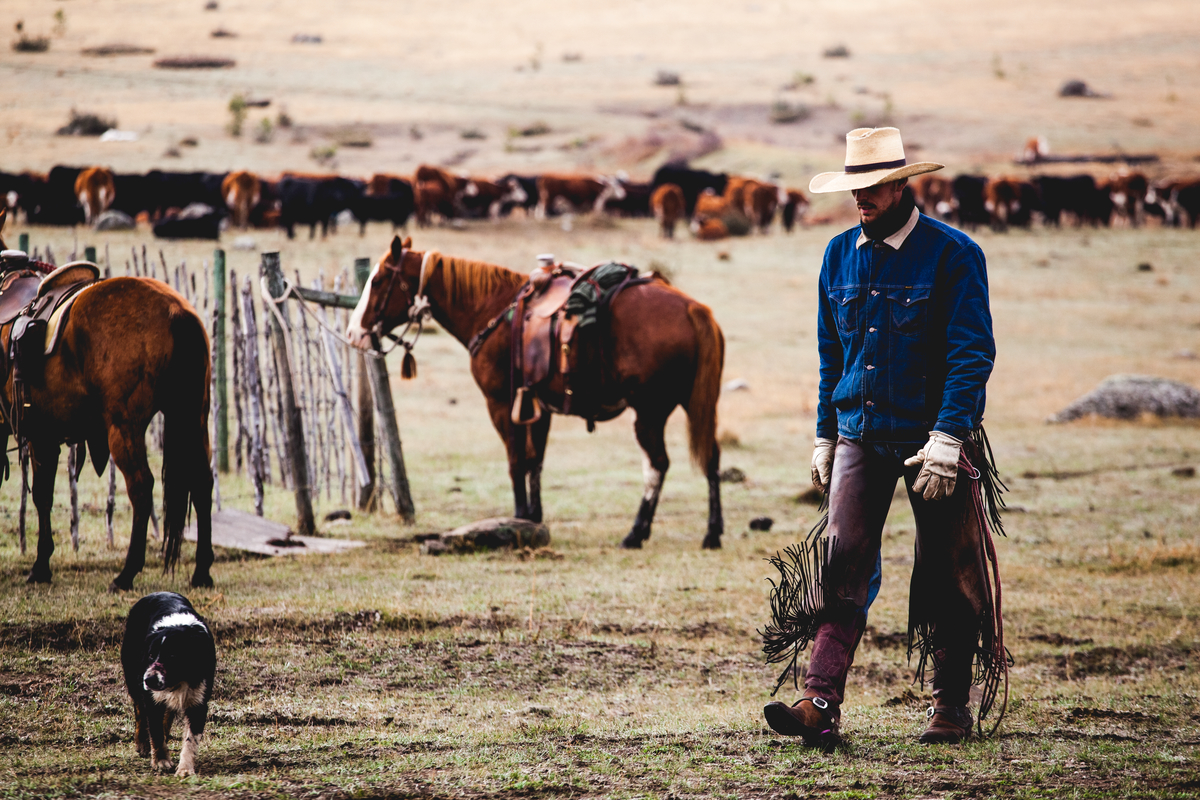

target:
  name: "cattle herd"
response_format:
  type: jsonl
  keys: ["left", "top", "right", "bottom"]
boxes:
{"left": 2, "top": 161, "right": 1198, "bottom": 242}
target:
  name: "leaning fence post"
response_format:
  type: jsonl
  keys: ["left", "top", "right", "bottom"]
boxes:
{"left": 213, "top": 250, "right": 229, "bottom": 473}
{"left": 353, "top": 259, "right": 378, "bottom": 511}
{"left": 354, "top": 259, "right": 415, "bottom": 523}
{"left": 259, "top": 251, "right": 316, "bottom": 536}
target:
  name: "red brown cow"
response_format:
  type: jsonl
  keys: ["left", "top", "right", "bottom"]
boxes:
{"left": 460, "top": 177, "right": 509, "bottom": 220}
{"left": 691, "top": 217, "right": 729, "bottom": 240}
{"left": 74, "top": 166, "right": 116, "bottom": 226}
{"left": 742, "top": 180, "right": 779, "bottom": 233}
{"left": 650, "top": 183, "right": 685, "bottom": 238}
{"left": 983, "top": 176, "right": 1036, "bottom": 230}
{"left": 911, "top": 173, "right": 955, "bottom": 221}
{"left": 693, "top": 188, "right": 730, "bottom": 221}
{"left": 1102, "top": 170, "right": 1149, "bottom": 227}
{"left": 780, "top": 188, "right": 809, "bottom": 233}
{"left": 365, "top": 173, "right": 407, "bottom": 197}
{"left": 413, "top": 165, "right": 466, "bottom": 226}
{"left": 221, "top": 170, "right": 261, "bottom": 230}
{"left": 535, "top": 174, "right": 624, "bottom": 219}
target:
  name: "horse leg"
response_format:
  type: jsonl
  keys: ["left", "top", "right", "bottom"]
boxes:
{"left": 621, "top": 409, "right": 670, "bottom": 549}
{"left": 27, "top": 442, "right": 61, "bottom": 584}
{"left": 525, "top": 415, "right": 551, "bottom": 524}
{"left": 109, "top": 427, "right": 153, "bottom": 592}
{"left": 190, "top": 459, "right": 215, "bottom": 588}
{"left": 702, "top": 442, "right": 724, "bottom": 550}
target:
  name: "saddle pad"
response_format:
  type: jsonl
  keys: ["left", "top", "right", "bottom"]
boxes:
{"left": 43, "top": 283, "right": 95, "bottom": 355}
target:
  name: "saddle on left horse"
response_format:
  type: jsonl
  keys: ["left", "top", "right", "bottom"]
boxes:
{"left": 510, "top": 260, "right": 648, "bottom": 428}
{"left": 0, "top": 259, "right": 101, "bottom": 433}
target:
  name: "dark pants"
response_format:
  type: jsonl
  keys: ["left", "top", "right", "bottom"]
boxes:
{"left": 805, "top": 436, "right": 982, "bottom": 709}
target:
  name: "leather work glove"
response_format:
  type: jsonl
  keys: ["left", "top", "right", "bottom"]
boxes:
{"left": 811, "top": 438, "right": 836, "bottom": 494}
{"left": 904, "top": 431, "right": 963, "bottom": 501}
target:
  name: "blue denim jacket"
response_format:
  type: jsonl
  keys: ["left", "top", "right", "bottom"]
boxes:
{"left": 816, "top": 211, "right": 995, "bottom": 443}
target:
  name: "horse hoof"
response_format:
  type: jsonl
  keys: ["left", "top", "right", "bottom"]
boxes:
{"left": 620, "top": 534, "right": 645, "bottom": 549}
{"left": 190, "top": 573, "right": 214, "bottom": 589}
{"left": 26, "top": 570, "right": 51, "bottom": 585}
{"left": 701, "top": 535, "right": 722, "bottom": 550}
{"left": 108, "top": 577, "right": 134, "bottom": 593}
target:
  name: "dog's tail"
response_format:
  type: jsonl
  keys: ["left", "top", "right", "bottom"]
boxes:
{"left": 686, "top": 302, "right": 724, "bottom": 470}
{"left": 160, "top": 304, "right": 212, "bottom": 573}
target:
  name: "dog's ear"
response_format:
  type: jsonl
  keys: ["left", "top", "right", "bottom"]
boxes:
{"left": 390, "top": 235, "right": 405, "bottom": 264}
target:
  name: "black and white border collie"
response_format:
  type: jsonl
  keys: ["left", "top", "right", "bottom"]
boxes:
{"left": 121, "top": 592, "right": 216, "bottom": 777}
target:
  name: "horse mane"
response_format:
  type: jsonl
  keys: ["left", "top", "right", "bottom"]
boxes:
{"left": 428, "top": 253, "right": 526, "bottom": 307}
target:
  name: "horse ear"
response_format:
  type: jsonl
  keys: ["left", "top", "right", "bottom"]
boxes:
{"left": 402, "top": 236, "right": 412, "bottom": 249}
{"left": 390, "top": 235, "right": 405, "bottom": 263}
{"left": 0, "top": 206, "right": 7, "bottom": 241}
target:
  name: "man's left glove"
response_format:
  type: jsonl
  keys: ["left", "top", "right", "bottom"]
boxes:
{"left": 904, "top": 431, "right": 962, "bottom": 501}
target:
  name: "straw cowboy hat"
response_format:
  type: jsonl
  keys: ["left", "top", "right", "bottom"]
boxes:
{"left": 809, "top": 127, "right": 943, "bottom": 194}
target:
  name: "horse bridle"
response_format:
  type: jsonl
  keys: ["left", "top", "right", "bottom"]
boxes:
{"left": 367, "top": 246, "right": 435, "bottom": 356}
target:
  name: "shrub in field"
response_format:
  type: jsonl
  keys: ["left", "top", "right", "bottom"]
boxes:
{"left": 227, "top": 94, "right": 247, "bottom": 137}
{"left": 57, "top": 109, "right": 116, "bottom": 136}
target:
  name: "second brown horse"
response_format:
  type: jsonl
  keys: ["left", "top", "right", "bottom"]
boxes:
{"left": 347, "top": 236, "right": 725, "bottom": 549}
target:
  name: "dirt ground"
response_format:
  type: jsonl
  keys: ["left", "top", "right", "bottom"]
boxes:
{"left": 2, "top": 2, "right": 1200, "bottom": 798}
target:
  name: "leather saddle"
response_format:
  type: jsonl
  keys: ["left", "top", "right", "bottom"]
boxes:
{"left": 0, "top": 271, "right": 43, "bottom": 326}
{"left": 511, "top": 261, "right": 643, "bottom": 427}
{"left": 2, "top": 260, "right": 101, "bottom": 393}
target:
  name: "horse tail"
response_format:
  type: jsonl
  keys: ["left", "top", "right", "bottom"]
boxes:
{"left": 685, "top": 302, "right": 724, "bottom": 470}
{"left": 160, "top": 304, "right": 212, "bottom": 573}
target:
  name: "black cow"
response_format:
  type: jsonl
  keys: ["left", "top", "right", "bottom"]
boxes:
{"left": 20, "top": 166, "right": 85, "bottom": 226}
{"left": 950, "top": 175, "right": 989, "bottom": 229}
{"left": 1034, "top": 175, "right": 1110, "bottom": 227}
{"left": 349, "top": 177, "right": 414, "bottom": 235}
{"left": 651, "top": 162, "right": 728, "bottom": 217}
{"left": 152, "top": 205, "right": 224, "bottom": 240}
{"left": 278, "top": 176, "right": 363, "bottom": 239}
{"left": 111, "top": 173, "right": 156, "bottom": 219}
{"left": 1174, "top": 181, "right": 1200, "bottom": 229}
{"left": 603, "top": 180, "right": 653, "bottom": 217}
{"left": 146, "top": 171, "right": 227, "bottom": 219}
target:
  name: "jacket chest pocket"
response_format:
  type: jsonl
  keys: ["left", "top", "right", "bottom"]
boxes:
{"left": 831, "top": 289, "right": 862, "bottom": 337}
{"left": 888, "top": 288, "right": 930, "bottom": 337}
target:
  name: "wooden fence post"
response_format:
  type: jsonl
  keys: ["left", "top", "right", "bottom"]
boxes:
{"left": 353, "top": 259, "right": 377, "bottom": 511}
{"left": 84, "top": 246, "right": 96, "bottom": 263}
{"left": 259, "top": 252, "right": 316, "bottom": 536}
{"left": 353, "top": 259, "right": 415, "bottom": 523}
{"left": 18, "top": 233, "right": 29, "bottom": 254}
{"left": 213, "top": 250, "right": 229, "bottom": 473}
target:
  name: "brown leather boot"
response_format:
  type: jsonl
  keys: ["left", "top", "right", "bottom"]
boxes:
{"left": 919, "top": 704, "right": 973, "bottom": 744}
{"left": 763, "top": 696, "right": 840, "bottom": 745}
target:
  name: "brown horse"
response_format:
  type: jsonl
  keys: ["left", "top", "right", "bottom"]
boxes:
{"left": 0, "top": 212, "right": 214, "bottom": 591}
{"left": 346, "top": 235, "right": 725, "bottom": 549}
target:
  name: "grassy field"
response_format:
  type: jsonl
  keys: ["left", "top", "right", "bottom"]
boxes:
{"left": 0, "top": 214, "right": 1198, "bottom": 798}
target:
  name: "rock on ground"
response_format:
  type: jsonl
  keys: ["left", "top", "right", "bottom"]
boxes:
{"left": 421, "top": 517, "right": 550, "bottom": 555}
{"left": 1048, "top": 375, "right": 1200, "bottom": 423}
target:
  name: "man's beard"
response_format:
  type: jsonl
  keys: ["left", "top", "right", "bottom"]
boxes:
{"left": 861, "top": 187, "right": 916, "bottom": 241}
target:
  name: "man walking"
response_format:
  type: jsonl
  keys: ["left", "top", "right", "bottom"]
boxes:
{"left": 763, "top": 127, "right": 1002, "bottom": 745}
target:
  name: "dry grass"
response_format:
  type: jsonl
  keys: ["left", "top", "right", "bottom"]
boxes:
{"left": 0, "top": 215, "right": 1197, "bottom": 798}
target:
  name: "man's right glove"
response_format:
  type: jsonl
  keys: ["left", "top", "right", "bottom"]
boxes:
{"left": 811, "top": 438, "right": 836, "bottom": 494}
{"left": 904, "top": 431, "right": 963, "bottom": 501}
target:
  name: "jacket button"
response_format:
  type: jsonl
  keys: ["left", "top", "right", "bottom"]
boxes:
{"left": 865, "top": 365, "right": 875, "bottom": 370}
{"left": 871, "top": 290, "right": 879, "bottom": 296}
{"left": 869, "top": 327, "right": 877, "bottom": 333}
{"left": 866, "top": 401, "right": 875, "bottom": 407}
